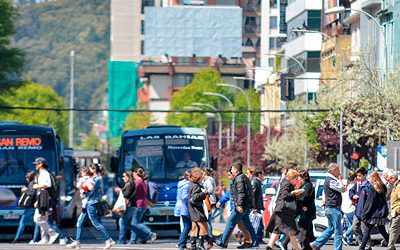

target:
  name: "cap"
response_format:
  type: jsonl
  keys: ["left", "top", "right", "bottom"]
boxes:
{"left": 32, "top": 157, "right": 47, "bottom": 165}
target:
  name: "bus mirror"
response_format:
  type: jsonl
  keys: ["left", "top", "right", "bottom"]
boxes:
{"left": 110, "top": 156, "right": 119, "bottom": 173}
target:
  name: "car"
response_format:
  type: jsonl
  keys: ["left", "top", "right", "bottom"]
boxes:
{"left": 262, "top": 179, "right": 280, "bottom": 229}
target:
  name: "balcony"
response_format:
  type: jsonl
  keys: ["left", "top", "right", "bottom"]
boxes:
{"left": 284, "top": 32, "right": 322, "bottom": 58}
{"left": 142, "top": 61, "right": 247, "bottom": 75}
{"left": 286, "top": 0, "right": 322, "bottom": 22}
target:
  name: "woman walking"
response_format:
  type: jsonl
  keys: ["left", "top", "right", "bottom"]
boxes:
{"left": 266, "top": 169, "right": 304, "bottom": 250}
{"left": 175, "top": 170, "right": 191, "bottom": 250}
{"left": 114, "top": 170, "right": 135, "bottom": 244}
{"left": 130, "top": 168, "right": 157, "bottom": 244}
{"left": 67, "top": 164, "right": 115, "bottom": 249}
{"left": 359, "top": 171, "right": 390, "bottom": 250}
{"left": 188, "top": 167, "right": 209, "bottom": 250}
{"left": 297, "top": 170, "right": 316, "bottom": 250}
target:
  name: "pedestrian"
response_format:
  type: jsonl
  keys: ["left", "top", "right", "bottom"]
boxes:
{"left": 349, "top": 167, "right": 370, "bottom": 247}
{"left": 174, "top": 170, "right": 192, "bottom": 250}
{"left": 266, "top": 169, "right": 304, "bottom": 250}
{"left": 114, "top": 170, "right": 135, "bottom": 245}
{"left": 188, "top": 167, "right": 209, "bottom": 250}
{"left": 130, "top": 167, "right": 157, "bottom": 244}
{"left": 341, "top": 174, "right": 356, "bottom": 246}
{"left": 216, "top": 170, "right": 253, "bottom": 249}
{"left": 69, "top": 163, "right": 115, "bottom": 249}
{"left": 310, "top": 163, "right": 346, "bottom": 250}
{"left": 359, "top": 171, "right": 389, "bottom": 250}
{"left": 248, "top": 168, "right": 265, "bottom": 244}
{"left": 13, "top": 171, "right": 39, "bottom": 243}
{"left": 388, "top": 171, "right": 400, "bottom": 250}
{"left": 215, "top": 162, "right": 258, "bottom": 249}
{"left": 296, "top": 170, "right": 316, "bottom": 250}
{"left": 202, "top": 168, "right": 216, "bottom": 239}
{"left": 32, "top": 157, "right": 58, "bottom": 244}
{"left": 213, "top": 184, "right": 226, "bottom": 223}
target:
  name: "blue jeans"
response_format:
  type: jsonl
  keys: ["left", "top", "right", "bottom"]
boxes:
{"left": 86, "top": 203, "right": 111, "bottom": 241}
{"left": 314, "top": 207, "right": 343, "bottom": 250}
{"left": 130, "top": 208, "right": 152, "bottom": 241}
{"left": 48, "top": 213, "right": 65, "bottom": 238}
{"left": 343, "top": 211, "right": 354, "bottom": 243}
{"left": 15, "top": 208, "right": 35, "bottom": 240}
{"left": 207, "top": 215, "right": 213, "bottom": 238}
{"left": 75, "top": 210, "right": 88, "bottom": 243}
{"left": 218, "top": 208, "right": 258, "bottom": 247}
{"left": 118, "top": 207, "right": 135, "bottom": 243}
{"left": 178, "top": 215, "right": 191, "bottom": 247}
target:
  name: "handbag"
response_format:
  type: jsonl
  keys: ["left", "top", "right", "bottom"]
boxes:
{"left": 18, "top": 192, "right": 35, "bottom": 208}
{"left": 112, "top": 192, "right": 126, "bottom": 216}
{"left": 282, "top": 200, "right": 297, "bottom": 217}
{"left": 95, "top": 200, "right": 110, "bottom": 217}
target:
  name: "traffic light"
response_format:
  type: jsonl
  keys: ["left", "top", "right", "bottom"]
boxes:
{"left": 281, "top": 73, "right": 295, "bottom": 101}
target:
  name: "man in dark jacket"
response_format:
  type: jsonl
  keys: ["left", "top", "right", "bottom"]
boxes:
{"left": 249, "top": 168, "right": 264, "bottom": 244}
{"left": 349, "top": 167, "right": 371, "bottom": 246}
{"left": 215, "top": 162, "right": 258, "bottom": 249}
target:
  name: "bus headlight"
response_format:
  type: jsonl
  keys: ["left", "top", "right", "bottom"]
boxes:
{"left": 148, "top": 217, "right": 154, "bottom": 222}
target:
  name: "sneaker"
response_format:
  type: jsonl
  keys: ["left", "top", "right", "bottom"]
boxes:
{"left": 37, "top": 238, "right": 49, "bottom": 245}
{"left": 66, "top": 241, "right": 81, "bottom": 249}
{"left": 275, "top": 241, "right": 285, "bottom": 250}
{"left": 28, "top": 240, "right": 37, "bottom": 245}
{"left": 342, "top": 238, "right": 349, "bottom": 246}
{"left": 104, "top": 239, "right": 115, "bottom": 249}
{"left": 214, "top": 242, "right": 227, "bottom": 249}
{"left": 48, "top": 232, "right": 59, "bottom": 244}
{"left": 116, "top": 241, "right": 126, "bottom": 245}
{"left": 309, "top": 242, "right": 319, "bottom": 250}
{"left": 59, "top": 237, "right": 68, "bottom": 245}
{"left": 149, "top": 233, "right": 157, "bottom": 244}
{"left": 237, "top": 242, "right": 252, "bottom": 249}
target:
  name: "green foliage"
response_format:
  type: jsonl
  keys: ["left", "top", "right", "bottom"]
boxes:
{"left": 0, "top": 0, "right": 25, "bottom": 90}
{"left": 13, "top": 0, "right": 110, "bottom": 141}
{"left": 124, "top": 103, "right": 154, "bottom": 130}
{"left": 80, "top": 131, "right": 101, "bottom": 150}
{"left": 166, "top": 68, "right": 231, "bottom": 128}
{"left": 233, "top": 89, "right": 260, "bottom": 132}
{"left": 0, "top": 81, "right": 68, "bottom": 140}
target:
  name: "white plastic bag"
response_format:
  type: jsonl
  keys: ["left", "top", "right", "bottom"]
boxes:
{"left": 112, "top": 192, "right": 126, "bottom": 215}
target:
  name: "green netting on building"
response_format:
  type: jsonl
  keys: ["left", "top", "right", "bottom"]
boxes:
{"left": 108, "top": 60, "right": 143, "bottom": 142}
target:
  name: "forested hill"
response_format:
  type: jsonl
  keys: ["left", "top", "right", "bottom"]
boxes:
{"left": 12, "top": 0, "right": 110, "bottom": 140}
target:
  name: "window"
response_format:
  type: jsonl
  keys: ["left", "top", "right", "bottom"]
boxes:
{"left": 270, "top": 0, "right": 277, "bottom": 8}
{"left": 141, "top": 20, "right": 145, "bottom": 35}
{"left": 141, "top": 40, "right": 144, "bottom": 55}
{"left": 306, "top": 52, "right": 320, "bottom": 72}
{"left": 245, "top": 38, "right": 254, "bottom": 46}
{"left": 269, "top": 38, "right": 276, "bottom": 49}
{"left": 141, "top": 0, "right": 155, "bottom": 14}
{"left": 245, "top": 16, "right": 257, "bottom": 26}
{"left": 307, "top": 10, "right": 321, "bottom": 30}
{"left": 270, "top": 16, "right": 277, "bottom": 29}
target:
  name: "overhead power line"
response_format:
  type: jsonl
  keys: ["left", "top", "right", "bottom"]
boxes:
{"left": 0, "top": 106, "right": 331, "bottom": 113}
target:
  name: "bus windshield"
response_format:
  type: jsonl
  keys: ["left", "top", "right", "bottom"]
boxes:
{"left": 123, "top": 134, "right": 206, "bottom": 182}
{"left": 0, "top": 135, "right": 56, "bottom": 184}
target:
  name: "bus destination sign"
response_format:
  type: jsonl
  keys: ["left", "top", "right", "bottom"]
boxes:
{"left": 0, "top": 136, "right": 43, "bottom": 150}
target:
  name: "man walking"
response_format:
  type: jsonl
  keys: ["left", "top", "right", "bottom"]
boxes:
{"left": 387, "top": 171, "right": 399, "bottom": 250}
{"left": 249, "top": 168, "right": 264, "bottom": 244}
{"left": 215, "top": 162, "right": 258, "bottom": 248}
{"left": 310, "top": 163, "right": 346, "bottom": 250}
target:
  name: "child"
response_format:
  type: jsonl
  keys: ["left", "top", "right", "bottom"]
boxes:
{"left": 77, "top": 167, "right": 94, "bottom": 209}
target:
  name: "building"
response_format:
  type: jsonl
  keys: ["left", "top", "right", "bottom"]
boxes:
{"left": 284, "top": 0, "right": 322, "bottom": 99}
{"left": 379, "top": 0, "right": 398, "bottom": 68}
{"left": 110, "top": 0, "right": 260, "bottom": 124}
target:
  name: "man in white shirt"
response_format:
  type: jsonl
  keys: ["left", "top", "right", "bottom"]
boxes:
{"left": 32, "top": 157, "right": 57, "bottom": 244}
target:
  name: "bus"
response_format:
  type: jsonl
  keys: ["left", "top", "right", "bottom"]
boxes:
{"left": 113, "top": 126, "right": 209, "bottom": 230}
{"left": 60, "top": 149, "right": 101, "bottom": 225}
{"left": 0, "top": 122, "right": 63, "bottom": 227}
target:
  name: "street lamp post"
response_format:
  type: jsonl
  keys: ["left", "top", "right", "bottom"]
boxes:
{"left": 217, "top": 83, "right": 251, "bottom": 167}
{"left": 203, "top": 92, "right": 235, "bottom": 142}
{"left": 292, "top": 29, "right": 345, "bottom": 173}
{"left": 191, "top": 103, "right": 222, "bottom": 152}
{"left": 69, "top": 50, "right": 75, "bottom": 148}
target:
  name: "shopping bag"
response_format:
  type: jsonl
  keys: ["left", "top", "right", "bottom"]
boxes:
{"left": 250, "top": 212, "right": 262, "bottom": 231}
{"left": 112, "top": 192, "right": 126, "bottom": 216}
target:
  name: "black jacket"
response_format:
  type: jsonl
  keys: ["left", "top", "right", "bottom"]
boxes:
{"left": 231, "top": 172, "right": 254, "bottom": 210}
{"left": 38, "top": 189, "right": 50, "bottom": 216}
{"left": 274, "top": 178, "right": 296, "bottom": 213}
{"left": 121, "top": 181, "right": 136, "bottom": 207}
{"left": 297, "top": 181, "right": 316, "bottom": 220}
{"left": 251, "top": 177, "right": 264, "bottom": 210}
{"left": 362, "top": 185, "right": 388, "bottom": 221}
{"left": 188, "top": 182, "right": 207, "bottom": 222}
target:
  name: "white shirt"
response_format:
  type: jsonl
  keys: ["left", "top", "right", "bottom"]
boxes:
{"left": 38, "top": 169, "right": 52, "bottom": 189}
{"left": 341, "top": 183, "right": 355, "bottom": 213}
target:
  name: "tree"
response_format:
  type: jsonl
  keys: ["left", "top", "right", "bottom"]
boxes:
{"left": 166, "top": 68, "right": 232, "bottom": 128}
{"left": 0, "top": 0, "right": 25, "bottom": 91}
{"left": 80, "top": 131, "right": 101, "bottom": 150}
{"left": 0, "top": 82, "right": 68, "bottom": 141}
{"left": 233, "top": 88, "right": 261, "bottom": 132}
{"left": 124, "top": 103, "right": 153, "bottom": 130}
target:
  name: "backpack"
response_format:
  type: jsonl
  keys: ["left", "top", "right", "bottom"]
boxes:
{"left": 47, "top": 172, "right": 59, "bottom": 206}
{"left": 18, "top": 183, "right": 36, "bottom": 208}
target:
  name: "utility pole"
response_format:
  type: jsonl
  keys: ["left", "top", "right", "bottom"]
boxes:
{"left": 69, "top": 50, "right": 75, "bottom": 148}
